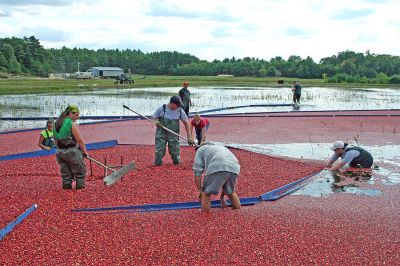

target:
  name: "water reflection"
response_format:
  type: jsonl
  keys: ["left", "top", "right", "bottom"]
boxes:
{"left": 293, "top": 170, "right": 382, "bottom": 197}
{"left": 229, "top": 143, "right": 399, "bottom": 197}
{"left": 1, "top": 86, "right": 400, "bottom": 131}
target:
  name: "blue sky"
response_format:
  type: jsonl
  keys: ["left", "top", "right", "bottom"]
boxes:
{"left": 0, "top": 0, "right": 398, "bottom": 62}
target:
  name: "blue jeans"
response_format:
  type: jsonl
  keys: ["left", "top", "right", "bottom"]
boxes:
{"left": 195, "top": 124, "right": 210, "bottom": 145}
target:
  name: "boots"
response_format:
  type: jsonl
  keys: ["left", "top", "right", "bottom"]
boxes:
{"left": 172, "top": 155, "right": 181, "bottom": 165}
{"left": 154, "top": 153, "right": 163, "bottom": 166}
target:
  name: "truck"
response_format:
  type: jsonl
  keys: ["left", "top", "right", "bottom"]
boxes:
{"left": 75, "top": 71, "right": 93, "bottom": 79}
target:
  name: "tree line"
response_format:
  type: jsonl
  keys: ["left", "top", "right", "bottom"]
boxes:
{"left": 1, "top": 36, "right": 400, "bottom": 84}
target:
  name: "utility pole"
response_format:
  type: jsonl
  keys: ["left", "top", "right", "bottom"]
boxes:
{"left": 78, "top": 61, "right": 80, "bottom": 72}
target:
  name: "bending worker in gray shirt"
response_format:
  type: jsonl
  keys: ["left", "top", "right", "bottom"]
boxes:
{"left": 193, "top": 142, "right": 241, "bottom": 212}
{"left": 326, "top": 141, "right": 373, "bottom": 171}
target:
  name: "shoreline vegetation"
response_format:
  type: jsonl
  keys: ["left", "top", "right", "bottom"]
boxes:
{"left": 1, "top": 75, "right": 399, "bottom": 95}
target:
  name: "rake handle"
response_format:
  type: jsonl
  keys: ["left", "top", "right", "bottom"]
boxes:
{"left": 86, "top": 156, "right": 116, "bottom": 172}
{"left": 123, "top": 104, "right": 190, "bottom": 142}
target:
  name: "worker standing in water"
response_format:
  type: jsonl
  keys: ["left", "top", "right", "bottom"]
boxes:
{"left": 292, "top": 81, "right": 302, "bottom": 107}
{"left": 179, "top": 81, "right": 192, "bottom": 116}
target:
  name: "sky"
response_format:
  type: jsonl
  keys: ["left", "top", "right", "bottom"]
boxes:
{"left": 0, "top": 0, "right": 399, "bottom": 62}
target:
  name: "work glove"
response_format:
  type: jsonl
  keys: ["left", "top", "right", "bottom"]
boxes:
{"left": 155, "top": 121, "right": 162, "bottom": 128}
{"left": 188, "top": 139, "right": 196, "bottom": 146}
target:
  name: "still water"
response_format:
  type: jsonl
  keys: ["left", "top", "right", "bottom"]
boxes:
{"left": 229, "top": 142, "right": 400, "bottom": 197}
{"left": 1, "top": 86, "right": 400, "bottom": 131}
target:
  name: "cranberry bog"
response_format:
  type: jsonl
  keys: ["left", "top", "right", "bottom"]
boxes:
{"left": 1, "top": 110, "right": 400, "bottom": 264}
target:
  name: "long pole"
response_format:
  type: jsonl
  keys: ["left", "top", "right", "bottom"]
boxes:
{"left": 123, "top": 104, "right": 190, "bottom": 142}
{"left": 86, "top": 156, "right": 116, "bottom": 172}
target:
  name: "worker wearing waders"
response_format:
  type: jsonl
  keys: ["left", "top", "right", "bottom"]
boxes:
{"left": 292, "top": 81, "right": 302, "bottom": 105}
{"left": 38, "top": 120, "right": 56, "bottom": 150}
{"left": 152, "top": 96, "right": 195, "bottom": 166}
{"left": 179, "top": 81, "right": 192, "bottom": 116}
{"left": 326, "top": 141, "right": 373, "bottom": 171}
{"left": 54, "top": 105, "right": 88, "bottom": 190}
{"left": 193, "top": 142, "right": 241, "bottom": 212}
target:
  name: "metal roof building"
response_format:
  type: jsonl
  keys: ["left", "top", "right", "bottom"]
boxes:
{"left": 90, "top": 67, "right": 124, "bottom": 78}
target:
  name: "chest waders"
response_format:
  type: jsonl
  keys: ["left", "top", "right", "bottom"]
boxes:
{"left": 42, "top": 130, "right": 56, "bottom": 148}
{"left": 56, "top": 147, "right": 86, "bottom": 189}
{"left": 55, "top": 119, "right": 86, "bottom": 189}
{"left": 154, "top": 106, "right": 181, "bottom": 166}
{"left": 180, "top": 89, "right": 191, "bottom": 115}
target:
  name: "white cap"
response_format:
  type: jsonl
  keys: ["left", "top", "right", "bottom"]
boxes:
{"left": 330, "top": 141, "right": 345, "bottom": 151}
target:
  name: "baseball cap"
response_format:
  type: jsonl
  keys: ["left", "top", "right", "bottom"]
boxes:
{"left": 330, "top": 141, "right": 345, "bottom": 150}
{"left": 170, "top": 96, "right": 183, "bottom": 107}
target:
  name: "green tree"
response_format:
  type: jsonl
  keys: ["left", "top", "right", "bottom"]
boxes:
{"left": 0, "top": 53, "right": 8, "bottom": 69}
{"left": 1, "top": 43, "right": 14, "bottom": 61}
{"left": 375, "top": 72, "right": 389, "bottom": 84}
{"left": 9, "top": 56, "right": 21, "bottom": 73}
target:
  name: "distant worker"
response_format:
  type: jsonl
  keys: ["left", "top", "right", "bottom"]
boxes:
{"left": 193, "top": 142, "right": 241, "bottom": 212}
{"left": 326, "top": 141, "right": 374, "bottom": 171}
{"left": 292, "top": 81, "right": 302, "bottom": 105}
{"left": 54, "top": 105, "right": 88, "bottom": 190}
{"left": 190, "top": 114, "right": 210, "bottom": 145}
{"left": 179, "top": 81, "right": 192, "bottom": 116}
{"left": 152, "top": 96, "right": 195, "bottom": 166}
{"left": 38, "top": 120, "right": 56, "bottom": 150}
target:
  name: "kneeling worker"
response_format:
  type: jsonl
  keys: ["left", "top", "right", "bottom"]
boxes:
{"left": 38, "top": 120, "right": 56, "bottom": 150}
{"left": 193, "top": 142, "right": 241, "bottom": 212}
{"left": 326, "top": 141, "right": 373, "bottom": 171}
{"left": 152, "top": 96, "right": 195, "bottom": 166}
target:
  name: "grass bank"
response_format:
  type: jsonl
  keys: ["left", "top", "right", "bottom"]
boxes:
{"left": 0, "top": 75, "right": 398, "bottom": 95}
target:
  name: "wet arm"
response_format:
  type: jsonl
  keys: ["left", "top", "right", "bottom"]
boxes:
{"left": 190, "top": 124, "right": 194, "bottom": 138}
{"left": 194, "top": 175, "right": 202, "bottom": 191}
{"left": 200, "top": 127, "right": 207, "bottom": 144}
{"left": 325, "top": 158, "right": 335, "bottom": 167}
{"left": 193, "top": 152, "right": 204, "bottom": 192}
{"left": 328, "top": 161, "right": 346, "bottom": 171}
{"left": 38, "top": 135, "right": 50, "bottom": 150}
{"left": 326, "top": 153, "right": 339, "bottom": 167}
{"left": 183, "top": 120, "right": 192, "bottom": 140}
{"left": 72, "top": 124, "right": 88, "bottom": 156}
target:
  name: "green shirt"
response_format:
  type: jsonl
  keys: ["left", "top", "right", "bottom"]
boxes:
{"left": 40, "top": 129, "right": 54, "bottom": 139}
{"left": 54, "top": 117, "right": 73, "bottom": 140}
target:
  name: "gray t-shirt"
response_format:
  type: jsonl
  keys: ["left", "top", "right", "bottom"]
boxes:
{"left": 152, "top": 105, "right": 188, "bottom": 122}
{"left": 193, "top": 144, "right": 240, "bottom": 177}
{"left": 330, "top": 148, "right": 360, "bottom": 164}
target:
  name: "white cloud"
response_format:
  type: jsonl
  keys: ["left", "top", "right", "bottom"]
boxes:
{"left": 0, "top": 0, "right": 399, "bottom": 62}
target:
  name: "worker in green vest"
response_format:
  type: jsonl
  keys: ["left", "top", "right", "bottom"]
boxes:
{"left": 54, "top": 105, "right": 88, "bottom": 190}
{"left": 152, "top": 96, "right": 195, "bottom": 166}
{"left": 38, "top": 120, "right": 56, "bottom": 150}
